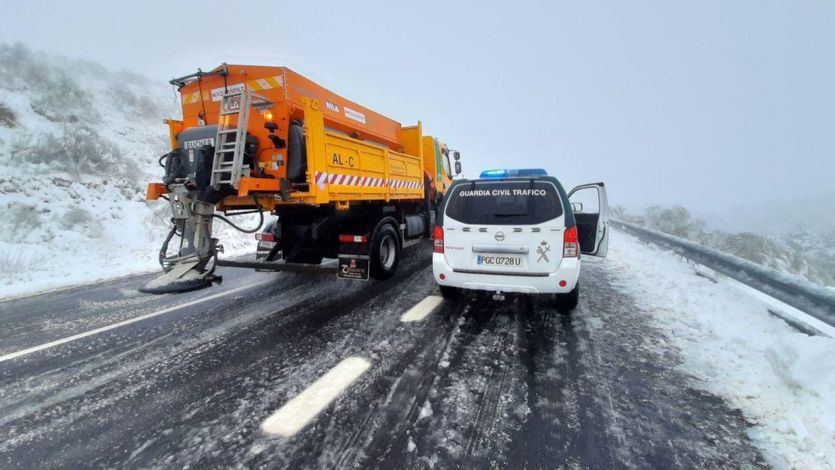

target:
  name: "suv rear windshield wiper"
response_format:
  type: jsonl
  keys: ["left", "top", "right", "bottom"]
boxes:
{"left": 494, "top": 213, "right": 527, "bottom": 217}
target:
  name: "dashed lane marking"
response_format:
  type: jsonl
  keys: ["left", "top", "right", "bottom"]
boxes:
{"left": 400, "top": 295, "right": 445, "bottom": 323}
{"left": 261, "top": 357, "right": 371, "bottom": 437}
{"left": 0, "top": 284, "right": 258, "bottom": 363}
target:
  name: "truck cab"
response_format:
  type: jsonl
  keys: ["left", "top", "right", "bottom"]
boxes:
{"left": 423, "top": 137, "right": 460, "bottom": 196}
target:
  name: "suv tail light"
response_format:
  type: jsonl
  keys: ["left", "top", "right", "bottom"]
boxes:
{"left": 256, "top": 232, "right": 275, "bottom": 242}
{"left": 433, "top": 226, "right": 444, "bottom": 253}
{"left": 563, "top": 225, "right": 579, "bottom": 258}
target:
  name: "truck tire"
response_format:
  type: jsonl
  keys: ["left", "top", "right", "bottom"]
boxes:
{"left": 554, "top": 284, "right": 579, "bottom": 313}
{"left": 370, "top": 222, "right": 400, "bottom": 280}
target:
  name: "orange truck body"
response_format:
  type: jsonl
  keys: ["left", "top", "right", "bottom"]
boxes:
{"left": 149, "top": 64, "right": 455, "bottom": 211}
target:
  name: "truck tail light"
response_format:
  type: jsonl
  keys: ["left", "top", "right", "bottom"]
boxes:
{"left": 433, "top": 226, "right": 444, "bottom": 253}
{"left": 339, "top": 234, "right": 369, "bottom": 244}
{"left": 563, "top": 225, "right": 579, "bottom": 258}
{"left": 256, "top": 232, "right": 275, "bottom": 242}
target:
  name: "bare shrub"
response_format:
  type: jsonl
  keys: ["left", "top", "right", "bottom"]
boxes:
{"left": 29, "top": 79, "right": 95, "bottom": 123}
{"left": 10, "top": 124, "right": 138, "bottom": 176}
{"left": 0, "top": 102, "right": 16, "bottom": 127}
{"left": 59, "top": 207, "right": 93, "bottom": 229}
{"left": 0, "top": 250, "right": 29, "bottom": 274}
{"left": 645, "top": 205, "right": 705, "bottom": 239}
{"left": 135, "top": 95, "right": 161, "bottom": 119}
{"left": 7, "top": 204, "right": 42, "bottom": 230}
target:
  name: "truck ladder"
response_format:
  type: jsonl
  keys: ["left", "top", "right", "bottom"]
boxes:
{"left": 210, "top": 90, "right": 273, "bottom": 189}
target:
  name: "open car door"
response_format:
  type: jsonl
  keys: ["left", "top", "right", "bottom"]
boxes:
{"left": 568, "top": 183, "right": 609, "bottom": 257}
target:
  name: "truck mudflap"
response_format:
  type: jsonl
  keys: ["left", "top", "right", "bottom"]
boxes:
{"left": 337, "top": 234, "right": 371, "bottom": 280}
{"left": 338, "top": 255, "right": 370, "bottom": 280}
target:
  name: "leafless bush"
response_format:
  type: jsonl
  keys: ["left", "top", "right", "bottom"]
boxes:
{"left": 644, "top": 205, "right": 705, "bottom": 239}
{"left": 0, "top": 250, "right": 29, "bottom": 274}
{"left": 7, "top": 204, "right": 42, "bottom": 230}
{"left": 0, "top": 102, "right": 16, "bottom": 127}
{"left": 59, "top": 207, "right": 93, "bottom": 229}
{"left": 10, "top": 125, "right": 139, "bottom": 177}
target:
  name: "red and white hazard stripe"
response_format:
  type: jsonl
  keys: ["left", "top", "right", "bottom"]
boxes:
{"left": 313, "top": 172, "right": 420, "bottom": 190}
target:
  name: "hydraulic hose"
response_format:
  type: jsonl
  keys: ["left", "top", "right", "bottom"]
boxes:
{"left": 158, "top": 226, "right": 177, "bottom": 270}
{"left": 159, "top": 152, "right": 170, "bottom": 168}
{"left": 209, "top": 196, "right": 265, "bottom": 234}
{"left": 211, "top": 211, "right": 264, "bottom": 233}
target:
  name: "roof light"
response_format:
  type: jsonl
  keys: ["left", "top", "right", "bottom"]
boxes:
{"left": 480, "top": 169, "right": 508, "bottom": 178}
{"left": 479, "top": 168, "right": 548, "bottom": 179}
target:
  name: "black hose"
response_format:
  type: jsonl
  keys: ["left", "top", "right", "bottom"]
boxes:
{"left": 212, "top": 211, "right": 264, "bottom": 233}
{"left": 210, "top": 196, "right": 265, "bottom": 234}
{"left": 158, "top": 226, "right": 177, "bottom": 269}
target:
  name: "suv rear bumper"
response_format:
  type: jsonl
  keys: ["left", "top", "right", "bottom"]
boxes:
{"left": 432, "top": 253, "right": 580, "bottom": 294}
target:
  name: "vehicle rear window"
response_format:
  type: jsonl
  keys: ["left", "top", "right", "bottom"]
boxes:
{"left": 444, "top": 181, "right": 563, "bottom": 225}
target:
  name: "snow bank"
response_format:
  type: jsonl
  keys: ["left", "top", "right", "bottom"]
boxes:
{"left": 0, "top": 43, "right": 258, "bottom": 299}
{"left": 606, "top": 229, "right": 835, "bottom": 469}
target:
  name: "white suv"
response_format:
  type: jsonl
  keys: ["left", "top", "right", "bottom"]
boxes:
{"left": 432, "top": 169, "right": 609, "bottom": 311}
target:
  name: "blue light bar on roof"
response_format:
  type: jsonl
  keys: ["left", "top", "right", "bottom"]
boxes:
{"left": 479, "top": 168, "right": 548, "bottom": 179}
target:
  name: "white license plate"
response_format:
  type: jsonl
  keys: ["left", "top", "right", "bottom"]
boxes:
{"left": 476, "top": 255, "right": 522, "bottom": 266}
{"left": 258, "top": 241, "right": 277, "bottom": 249}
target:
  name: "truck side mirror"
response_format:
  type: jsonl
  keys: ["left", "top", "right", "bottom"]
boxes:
{"left": 454, "top": 161, "right": 462, "bottom": 175}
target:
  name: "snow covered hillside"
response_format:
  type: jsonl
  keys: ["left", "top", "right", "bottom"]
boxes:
{"left": 0, "top": 43, "right": 258, "bottom": 299}
{"left": 607, "top": 229, "right": 835, "bottom": 469}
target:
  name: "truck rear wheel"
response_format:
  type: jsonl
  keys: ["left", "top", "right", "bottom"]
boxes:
{"left": 370, "top": 223, "right": 400, "bottom": 280}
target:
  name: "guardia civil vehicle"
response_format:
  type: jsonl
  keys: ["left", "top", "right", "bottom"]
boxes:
{"left": 432, "top": 169, "right": 608, "bottom": 310}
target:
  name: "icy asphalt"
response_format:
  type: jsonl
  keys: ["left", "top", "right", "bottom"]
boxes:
{"left": 0, "top": 242, "right": 767, "bottom": 469}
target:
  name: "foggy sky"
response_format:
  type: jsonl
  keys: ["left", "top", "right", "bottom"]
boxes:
{"left": 2, "top": 0, "right": 833, "bottom": 214}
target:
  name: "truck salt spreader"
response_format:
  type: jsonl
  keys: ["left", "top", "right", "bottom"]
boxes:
{"left": 141, "top": 64, "right": 461, "bottom": 293}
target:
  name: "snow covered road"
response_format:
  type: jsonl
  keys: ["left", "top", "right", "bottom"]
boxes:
{"left": 0, "top": 236, "right": 820, "bottom": 469}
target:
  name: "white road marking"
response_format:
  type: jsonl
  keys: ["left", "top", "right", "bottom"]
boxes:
{"left": 0, "top": 284, "right": 257, "bottom": 363}
{"left": 261, "top": 357, "right": 371, "bottom": 437}
{"left": 400, "top": 295, "right": 444, "bottom": 322}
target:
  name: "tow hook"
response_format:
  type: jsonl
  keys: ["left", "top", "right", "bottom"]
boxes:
{"left": 492, "top": 292, "right": 506, "bottom": 301}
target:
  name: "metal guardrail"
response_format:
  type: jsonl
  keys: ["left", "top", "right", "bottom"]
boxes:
{"left": 612, "top": 219, "right": 835, "bottom": 330}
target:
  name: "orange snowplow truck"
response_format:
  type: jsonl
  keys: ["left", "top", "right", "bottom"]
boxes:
{"left": 141, "top": 64, "right": 460, "bottom": 293}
